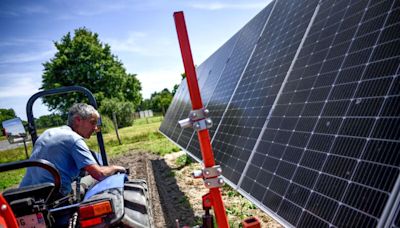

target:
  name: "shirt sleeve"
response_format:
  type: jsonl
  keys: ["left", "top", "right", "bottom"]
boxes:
{"left": 72, "top": 139, "right": 97, "bottom": 170}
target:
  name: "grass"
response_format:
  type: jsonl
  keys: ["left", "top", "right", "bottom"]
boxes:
{"left": 0, "top": 116, "right": 179, "bottom": 190}
{"left": 175, "top": 154, "right": 193, "bottom": 167}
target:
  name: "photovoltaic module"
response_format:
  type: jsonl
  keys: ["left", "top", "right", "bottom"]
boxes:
{"left": 161, "top": 0, "right": 400, "bottom": 227}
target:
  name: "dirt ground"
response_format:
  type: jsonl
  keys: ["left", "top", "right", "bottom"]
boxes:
{"left": 110, "top": 151, "right": 282, "bottom": 228}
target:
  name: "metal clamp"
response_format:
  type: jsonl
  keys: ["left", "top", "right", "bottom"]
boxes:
{"left": 192, "top": 118, "right": 213, "bottom": 131}
{"left": 204, "top": 177, "right": 225, "bottom": 189}
{"left": 192, "top": 165, "right": 222, "bottom": 179}
{"left": 190, "top": 108, "right": 209, "bottom": 120}
{"left": 178, "top": 108, "right": 212, "bottom": 131}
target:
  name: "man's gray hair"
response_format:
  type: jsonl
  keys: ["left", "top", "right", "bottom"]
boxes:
{"left": 67, "top": 103, "right": 99, "bottom": 127}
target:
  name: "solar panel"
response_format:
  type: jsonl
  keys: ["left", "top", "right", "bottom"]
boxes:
{"left": 162, "top": 0, "right": 400, "bottom": 226}
{"left": 393, "top": 204, "right": 400, "bottom": 228}
{"left": 186, "top": 5, "right": 274, "bottom": 160}
{"left": 239, "top": 1, "right": 400, "bottom": 226}
{"left": 176, "top": 33, "right": 240, "bottom": 152}
{"left": 212, "top": 0, "right": 320, "bottom": 186}
{"left": 159, "top": 78, "right": 188, "bottom": 141}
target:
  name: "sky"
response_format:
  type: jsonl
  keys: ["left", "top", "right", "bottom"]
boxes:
{"left": 0, "top": 0, "right": 268, "bottom": 120}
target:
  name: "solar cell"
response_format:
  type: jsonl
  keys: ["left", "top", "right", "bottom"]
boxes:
{"left": 161, "top": 0, "right": 400, "bottom": 226}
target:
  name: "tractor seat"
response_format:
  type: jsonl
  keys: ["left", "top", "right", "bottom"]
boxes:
{"left": 2, "top": 182, "right": 55, "bottom": 203}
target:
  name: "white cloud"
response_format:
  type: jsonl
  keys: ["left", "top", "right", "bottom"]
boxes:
{"left": 75, "top": 3, "right": 127, "bottom": 16}
{"left": 105, "top": 32, "right": 148, "bottom": 54}
{"left": 0, "top": 10, "right": 18, "bottom": 17}
{"left": 137, "top": 68, "right": 183, "bottom": 99}
{"left": 0, "top": 5, "right": 49, "bottom": 17}
{"left": 0, "top": 50, "right": 54, "bottom": 64}
{"left": 22, "top": 5, "right": 49, "bottom": 14}
{"left": 0, "top": 38, "right": 50, "bottom": 47}
{"left": 0, "top": 73, "right": 41, "bottom": 98}
{"left": 190, "top": 2, "right": 266, "bottom": 10}
{"left": 105, "top": 32, "right": 175, "bottom": 57}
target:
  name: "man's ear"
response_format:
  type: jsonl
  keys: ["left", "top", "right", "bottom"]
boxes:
{"left": 73, "top": 116, "right": 82, "bottom": 125}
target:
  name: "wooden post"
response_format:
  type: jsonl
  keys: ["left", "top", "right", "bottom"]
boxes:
{"left": 22, "top": 138, "right": 29, "bottom": 159}
{"left": 112, "top": 112, "right": 122, "bottom": 145}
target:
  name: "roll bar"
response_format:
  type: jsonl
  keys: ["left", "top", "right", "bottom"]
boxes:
{"left": 26, "top": 86, "right": 108, "bottom": 165}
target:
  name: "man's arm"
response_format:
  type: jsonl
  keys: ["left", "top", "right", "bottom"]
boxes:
{"left": 84, "top": 164, "right": 126, "bottom": 181}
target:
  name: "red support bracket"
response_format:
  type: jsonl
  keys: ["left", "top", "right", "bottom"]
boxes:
{"left": 202, "top": 193, "right": 213, "bottom": 209}
{"left": 173, "top": 11, "right": 230, "bottom": 228}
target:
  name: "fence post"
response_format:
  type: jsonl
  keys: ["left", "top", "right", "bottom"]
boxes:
{"left": 112, "top": 112, "right": 122, "bottom": 145}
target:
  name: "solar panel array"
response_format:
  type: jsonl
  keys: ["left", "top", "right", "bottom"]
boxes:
{"left": 161, "top": 0, "right": 400, "bottom": 227}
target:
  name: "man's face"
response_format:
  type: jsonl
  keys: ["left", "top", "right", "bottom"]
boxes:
{"left": 74, "top": 113, "right": 99, "bottom": 139}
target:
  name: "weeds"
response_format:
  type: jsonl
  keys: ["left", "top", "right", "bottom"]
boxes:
{"left": 175, "top": 154, "right": 192, "bottom": 167}
{"left": 179, "top": 195, "right": 190, "bottom": 207}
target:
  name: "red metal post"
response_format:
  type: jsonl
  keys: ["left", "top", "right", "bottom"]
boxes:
{"left": 173, "top": 11, "right": 230, "bottom": 228}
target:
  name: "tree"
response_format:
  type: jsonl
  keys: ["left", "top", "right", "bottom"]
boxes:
{"left": 99, "top": 98, "right": 135, "bottom": 128}
{"left": 171, "top": 84, "right": 179, "bottom": 96}
{"left": 150, "top": 89, "right": 173, "bottom": 115}
{"left": 139, "top": 99, "right": 152, "bottom": 111}
{"left": 171, "top": 72, "right": 185, "bottom": 96}
{"left": 0, "top": 108, "right": 16, "bottom": 123}
{"left": 0, "top": 108, "right": 17, "bottom": 136}
{"left": 0, "top": 108, "right": 16, "bottom": 135}
{"left": 41, "top": 27, "right": 142, "bottom": 115}
{"left": 35, "top": 114, "right": 65, "bottom": 129}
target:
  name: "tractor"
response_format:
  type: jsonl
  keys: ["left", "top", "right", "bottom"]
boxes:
{"left": 0, "top": 86, "right": 153, "bottom": 228}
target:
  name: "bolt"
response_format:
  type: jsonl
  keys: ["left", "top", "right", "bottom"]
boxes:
{"left": 1, "top": 204, "right": 6, "bottom": 211}
{"left": 206, "top": 119, "right": 213, "bottom": 127}
{"left": 218, "top": 179, "right": 224, "bottom": 184}
{"left": 192, "top": 170, "right": 202, "bottom": 178}
{"left": 205, "top": 170, "right": 210, "bottom": 176}
{"left": 204, "top": 109, "right": 210, "bottom": 115}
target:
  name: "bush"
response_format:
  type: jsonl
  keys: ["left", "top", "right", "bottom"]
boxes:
{"left": 99, "top": 98, "right": 135, "bottom": 128}
{"left": 99, "top": 115, "right": 114, "bottom": 134}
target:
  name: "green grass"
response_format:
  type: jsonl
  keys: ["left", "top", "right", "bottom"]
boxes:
{"left": 0, "top": 116, "right": 178, "bottom": 190}
{"left": 0, "top": 170, "right": 26, "bottom": 189}
{"left": 175, "top": 154, "right": 193, "bottom": 167}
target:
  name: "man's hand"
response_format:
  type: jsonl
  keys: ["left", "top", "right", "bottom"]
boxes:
{"left": 84, "top": 164, "right": 126, "bottom": 181}
{"left": 112, "top": 165, "right": 126, "bottom": 174}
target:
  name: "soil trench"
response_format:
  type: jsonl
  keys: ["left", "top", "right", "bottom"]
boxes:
{"left": 110, "top": 151, "right": 282, "bottom": 228}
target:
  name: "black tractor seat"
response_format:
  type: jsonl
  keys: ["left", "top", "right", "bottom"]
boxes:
{"left": 3, "top": 182, "right": 55, "bottom": 203}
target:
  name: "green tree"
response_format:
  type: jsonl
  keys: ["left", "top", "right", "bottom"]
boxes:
{"left": 150, "top": 89, "right": 173, "bottom": 115}
{"left": 99, "top": 98, "right": 135, "bottom": 128}
{"left": 171, "top": 72, "right": 185, "bottom": 96}
{"left": 171, "top": 84, "right": 179, "bottom": 96}
{"left": 41, "top": 27, "right": 142, "bottom": 115}
{"left": 35, "top": 114, "right": 65, "bottom": 129}
{"left": 0, "top": 108, "right": 16, "bottom": 123}
{"left": 0, "top": 108, "right": 17, "bottom": 135}
{"left": 139, "top": 99, "right": 152, "bottom": 111}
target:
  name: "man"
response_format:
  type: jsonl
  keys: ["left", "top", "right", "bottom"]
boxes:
{"left": 20, "top": 103, "right": 125, "bottom": 196}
